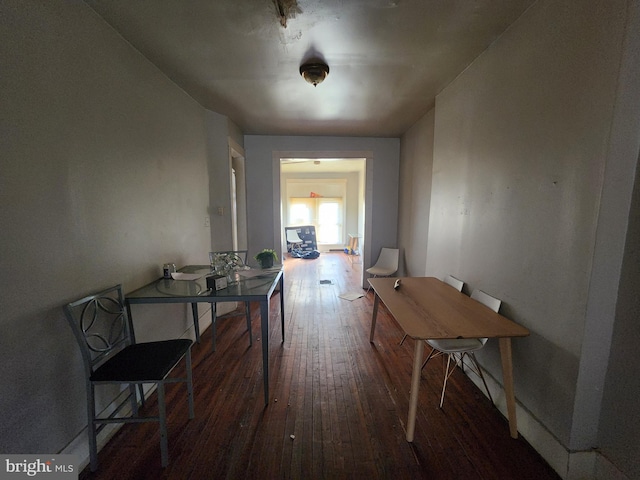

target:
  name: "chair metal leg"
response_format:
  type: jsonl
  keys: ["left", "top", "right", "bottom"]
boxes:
{"left": 210, "top": 306, "right": 217, "bottom": 353}
{"left": 137, "top": 383, "right": 146, "bottom": 408}
{"left": 87, "top": 382, "right": 99, "bottom": 472}
{"left": 433, "top": 351, "right": 494, "bottom": 408}
{"left": 157, "top": 383, "right": 168, "bottom": 467}
{"left": 439, "top": 354, "right": 456, "bottom": 408}
{"left": 458, "top": 353, "right": 466, "bottom": 373}
{"left": 128, "top": 384, "right": 139, "bottom": 416}
{"left": 399, "top": 333, "right": 408, "bottom": 345}
{"left": 191, "top": 303, "right": 201, "bottom": 343}
{"left": 468, "top": 352, "right": 494, "bottom": 404}
{"left": 421, "top": 345, "right": 438, "bottom": 370}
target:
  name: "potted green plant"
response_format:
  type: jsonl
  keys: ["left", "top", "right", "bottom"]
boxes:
{"left": 254, "top": 248, "right": 278, "bottom": 269}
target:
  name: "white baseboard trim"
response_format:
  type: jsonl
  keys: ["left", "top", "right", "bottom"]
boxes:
{"left": 465, "top": 368, "right": 630, "bottom": 480}
{"left": 594, "top": 453, "right": 630, "bottom": 480}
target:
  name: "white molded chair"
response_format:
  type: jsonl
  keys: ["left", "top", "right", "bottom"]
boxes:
{"left": 421, "top": 288, "right": 500, "bottom": 408}
{"left": 285, "top": 228, "right": 304, "bottom": 253}
{"left": 400, "top": 275, "right": 463, "bottom": 346}
{"left": 365, "top": 247, "right": 399, "bottom": 292}
{"left": 443, "top": 274, "right": 464, "bottom": 292}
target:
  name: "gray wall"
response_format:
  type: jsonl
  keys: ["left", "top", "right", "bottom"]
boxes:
{"left": 598, "top": 153, "right": 640, "bottom": 478}
{"left": 243, "top": 136, "right": 399, "bottom": 278}
{"left": 206, "top": 113, "right": 246, "bottom": 254}
{"left": 398, "top": 110, "right": 434, "bottom": 277}
{"left": 397, "top": 0, "right": 640, "bottom": 477}
{"left": 428, "top": 0, "right": 626, "bottom": 446}
{"left": 207, "top": 110, "right": 234, "bottom": 253}
{"left": 596, "top": 0, "right": 640, "bottom": 476}
{"left": 0, "top": 0, "right": 216, "bottom": 456}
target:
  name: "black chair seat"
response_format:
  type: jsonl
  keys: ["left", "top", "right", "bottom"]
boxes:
{"left": 91, "top": 339, "right": 193, "bottom": 382}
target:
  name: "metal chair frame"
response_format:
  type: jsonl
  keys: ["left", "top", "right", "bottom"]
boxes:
{"left": 421, "top": 288, "right": 499, "bottom": 408}
{"left": 365, "top": 247, "right": 399, "bottom": 293}
{"left": 63, "top": 284, "right": 194, "bottom": 471}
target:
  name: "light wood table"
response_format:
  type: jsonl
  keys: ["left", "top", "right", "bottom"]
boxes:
{"left": 368, "top": 277, "right": 529, "bottom": 441}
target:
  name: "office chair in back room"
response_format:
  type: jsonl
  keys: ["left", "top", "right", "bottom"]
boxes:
{"left": 285, "top": 228, "right": 304, "bottom": 253}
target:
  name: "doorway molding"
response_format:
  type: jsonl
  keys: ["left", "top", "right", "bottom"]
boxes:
{"left": 272, "top": 150, "right": 373, "bottom": 288}
{"left": 229, "top": 138, "right": 247, "bottom": 251}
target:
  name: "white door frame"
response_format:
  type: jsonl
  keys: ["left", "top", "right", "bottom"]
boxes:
{"left": 273, "top": 151, "right": 372, "bottom": 288}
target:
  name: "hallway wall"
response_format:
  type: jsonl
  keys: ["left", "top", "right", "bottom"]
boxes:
{"left": 398, "top": 110, "right": 435, "bottom": 277}
{"left": 0, "top": 0, "right": 212, "bottom": 456}
{"left": 398, "top": 0, "right": 640, "bottom": 477}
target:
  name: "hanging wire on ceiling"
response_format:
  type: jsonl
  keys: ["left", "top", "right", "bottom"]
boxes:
{"left": 273, "top": 0, "right": 301, "bottom": 28}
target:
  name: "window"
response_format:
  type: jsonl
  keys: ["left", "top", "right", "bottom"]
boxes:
{"left": 289, "top": 198, "right": 314, "bottom": 226}
{"left": 288, "top": 197, "right": 343, "bottom": 245}
{"left": 317, "top": 199, "right": 341, "bottom": 244}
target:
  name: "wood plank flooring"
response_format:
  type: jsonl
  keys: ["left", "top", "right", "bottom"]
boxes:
{"left": 79, "top": 252, "right": 560, "bottom": 479}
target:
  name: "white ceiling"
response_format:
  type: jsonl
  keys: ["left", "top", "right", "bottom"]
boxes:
{"left": 86, "top": 0, "right": 535, "bottom": 137}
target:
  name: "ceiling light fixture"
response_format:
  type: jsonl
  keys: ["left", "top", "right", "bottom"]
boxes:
{"left": 299, "top": 61, "right": 330, "bottom": 87}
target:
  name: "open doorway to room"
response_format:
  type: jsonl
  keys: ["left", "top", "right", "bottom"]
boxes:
{"left": 280, "top": 157, "right": 366, "bottom": 258}
{"left": 286, "top": 179, "right": 345, "bottom": 251}
{"left": 230, "top": 142, "right": 248, "bottom": 251}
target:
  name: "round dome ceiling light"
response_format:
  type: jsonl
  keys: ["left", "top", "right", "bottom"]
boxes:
{"left": 299, "top": 62, "right": 329, "bottom": 87}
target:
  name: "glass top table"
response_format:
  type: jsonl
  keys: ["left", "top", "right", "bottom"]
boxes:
{"left": 126, "top": 264, "right": 285, "bottom": 405}
{"left": 126, "top": 264, "right": 282, "bottom": 301}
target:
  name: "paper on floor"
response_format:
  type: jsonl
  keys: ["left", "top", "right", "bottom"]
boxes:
{"left": 339, "top": 292, "right": 365, "bottom": 301}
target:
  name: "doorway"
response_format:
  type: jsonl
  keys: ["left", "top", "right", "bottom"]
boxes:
{"left": 280, "top": 157, "right": 366, "bottom": 256}
{"left": 230, "top": 143, "right": 247, "bottom": 251}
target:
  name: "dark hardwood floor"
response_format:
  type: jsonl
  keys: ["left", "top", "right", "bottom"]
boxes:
{"left": 80, "top": 252, "right": 560, "bottom": 479}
